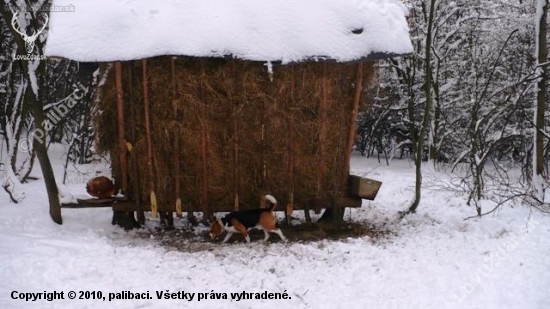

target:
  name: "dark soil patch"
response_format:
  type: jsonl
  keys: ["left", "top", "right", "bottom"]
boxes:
{"left": 282, "top": 221, "right": 391, "bottom": 241}
{"left": 131, "top": 220, "right": 392, "bottom": 252}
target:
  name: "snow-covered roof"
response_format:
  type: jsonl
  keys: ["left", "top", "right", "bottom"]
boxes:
{"left": 44, "top": 0, "right": 413, "bottom": 63}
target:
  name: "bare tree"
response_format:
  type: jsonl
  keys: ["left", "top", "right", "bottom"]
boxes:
{"left": 532, "top": 0, "right": 549, "bottom": 202}
{"left": 1, "top": 5, "right": 62, "bottom": 223}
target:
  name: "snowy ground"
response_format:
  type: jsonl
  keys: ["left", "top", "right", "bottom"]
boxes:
{"left": 1, "top": 147, "right": 549, "bottom": 309}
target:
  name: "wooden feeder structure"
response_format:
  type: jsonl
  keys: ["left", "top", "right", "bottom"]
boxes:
{"left": 46, "top": 0, "right": 413, "bottom": 228}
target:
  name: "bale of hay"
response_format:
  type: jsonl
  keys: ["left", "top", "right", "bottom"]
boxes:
{"left": 95, "top": 57, "right": 374, "bottom": 213}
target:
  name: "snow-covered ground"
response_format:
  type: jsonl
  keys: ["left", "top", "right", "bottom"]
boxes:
{"left": 1, "top": 148, "right": 549, "bottom": 309}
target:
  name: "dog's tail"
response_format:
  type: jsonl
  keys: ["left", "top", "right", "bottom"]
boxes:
{"left": 265, "top": 194, "right": 277, "bottom": 210}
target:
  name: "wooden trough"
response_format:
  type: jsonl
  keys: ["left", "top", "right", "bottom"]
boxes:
{"left": 348, "top": 175, "right": 383, "bottom": 201}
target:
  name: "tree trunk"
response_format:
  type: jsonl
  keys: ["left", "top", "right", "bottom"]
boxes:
{"left": 408, "top": 0, "right": 437, "bottom": 214}
{"left": 31, "top": 62, "right": 62, "bottom": 224}
{"left": 0, "top": 8, "right": 63, "bottom": 224}
{"left": 32, "top": 111, "right": 62, "bottom": 224}
{"left": 533, "top": 0, "right": 548, "bottom": 201}
{"left": 0, "top": 10, "right": 58, "bottom": 218}
{"left": 430, "top": 79, "right": 441, "bottom": 163}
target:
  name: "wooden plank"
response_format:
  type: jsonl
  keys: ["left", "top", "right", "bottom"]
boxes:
{"left": 77, "top": 197, "right": 115, "bottom": 204}
{"left": 62, "top": 192, "right": 364, "bottom": 213}
{"left": 62, "top": 199, "right": 360, "bottom": 211}
{"left": 61, "top": 203, "right": 113, "bottom": 209}
{"left": 61, "top": 197, "right": 128, "bottom": 208}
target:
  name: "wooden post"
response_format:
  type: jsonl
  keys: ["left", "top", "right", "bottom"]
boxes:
{"left": 320, "top": 63, "right": 365, "bottom": 223}
{"left": 261, "top": 67, "right": 270, "bottom": 192}
{"left": 286, "top": 193, "right": 294, "bottom": 223}
{"left": 115, "top": 62, "right": 128, "bottom": 195}
{"left": 261, "top": 124, "right": 267, "bottom": 189}
{"left": 233, "top": 118, "right": 240, "bottom": 211}
{"left": 113, "top": 61, "right": 139, "bottom": 229}
{"left": 170, "top": 56, "right": 182, "bottom": 218}
{"left": 286, "top": 66, "right": 296, "bottom": 224}
{"left": 344, "top": 62, "right": 364, "bottom": 182}
{"left": 328, "top": 62, "right": 365, "bottom": 221}
{"left": 142, "top": 60, "right": 159, "bottom": 220}
{"left": 300, "top": 67, "right": 314, "bottom": 222}
{"left": 128, "top": 63, "right": 145, "bottom": 224}
{"left": 316, "top": 64, "right": 328, "bottom": 209}
{"left": 201, "top": 119, "right": 210, "bottom": 219}
{"left": 231, "top": 61, "right": 240, "bottom": 211}
{"left": 175, "top": 199, "right": 182, "bottom": 218}
{"left": 199, "top": 61, "right": 212, "bottom": 221}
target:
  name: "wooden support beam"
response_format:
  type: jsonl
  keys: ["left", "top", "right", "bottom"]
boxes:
{"left": 142, "top": 59, "right": 159, "bottom": 220}
{"left": 230, "top": 62, "right": 240, "bottom": 211}
{"left": 170, "top": 56, "right": 181, "bottom": 218}
{"left": 317, "top": 64, "right": 328, "bottom": 197}
{"left": 233, "top": 118, "right": 240, "bottom": 211}
{"left": 343, "top": 62, "right": 364, "bottom": 183}
{"left": 115, "top": 61, "right": 139, "bottom": 228}
{"left": 199, "top": 60, "right": 212, "bottom": 220}
{"left": 261, "top": 123, "right": 267, "bottom": 189}
{"left": 201, "top": 120, "right": 210, "bottom": 218}
{"left": 127, "top": 63, "right": 145, "bottom": 224}
{"left": 286, "top": 66, "right": 296, "bottom": 223}
{"left": 115, "top": 62, "right": 128, "bottom": 195}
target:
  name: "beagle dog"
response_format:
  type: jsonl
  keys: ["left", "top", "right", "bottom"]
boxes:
{"left": 209, "top": 194, "right": 287, "bottom": 243}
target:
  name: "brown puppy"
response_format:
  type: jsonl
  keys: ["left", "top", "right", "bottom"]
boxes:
{"left": 209, "top": 194, "right": 287, "bottom": 243}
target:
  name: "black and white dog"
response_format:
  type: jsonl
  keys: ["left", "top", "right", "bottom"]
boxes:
{"left": 209, "top": 195, "right": 286, "bottom": 243}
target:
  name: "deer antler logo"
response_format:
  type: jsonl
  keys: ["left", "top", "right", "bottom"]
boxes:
{"left": 11, "top": 12, "right": 49, "bottom": 54}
